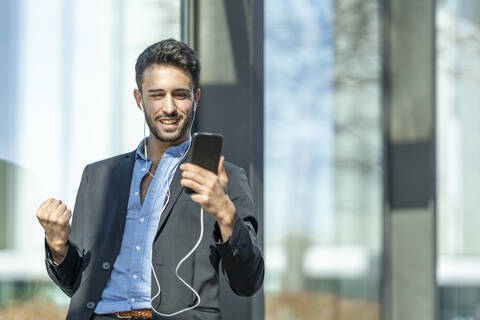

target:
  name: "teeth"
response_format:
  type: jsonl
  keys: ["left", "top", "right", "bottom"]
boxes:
{"left": 160, "top": 119, "right": 177, "bottom": 124}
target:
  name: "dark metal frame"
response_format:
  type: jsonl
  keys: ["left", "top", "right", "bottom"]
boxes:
{"left": 181, "top": 1, "right": 264, "bottom": 319}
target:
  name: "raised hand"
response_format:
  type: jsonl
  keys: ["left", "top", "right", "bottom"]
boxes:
{"left": 36, "top": 198, "right": 72, "bottom": 263}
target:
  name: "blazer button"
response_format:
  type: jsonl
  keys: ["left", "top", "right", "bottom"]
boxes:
{"left": 232, "top": 248, "right": 239, "bottom": 257}
{"left": 86, "top": 301, "right": 96, "bottom": 309}
{"left": 102, "top": 262, "right": 111, "bottom": 270}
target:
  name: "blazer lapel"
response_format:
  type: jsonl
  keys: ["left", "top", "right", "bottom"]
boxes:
{"left": 111, "top": 151, "right": 136, "bottom": 236}
{"left": 154, "top": 147, "right": 192, "bottom": 240}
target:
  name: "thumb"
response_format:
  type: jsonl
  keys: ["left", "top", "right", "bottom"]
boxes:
{"left": 218, "top": 156, "right": 227, "bottom": 183}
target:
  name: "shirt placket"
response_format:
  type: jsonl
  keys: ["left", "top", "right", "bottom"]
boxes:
{"left": 129, "top": 159, "right": 152, "bottom": 304}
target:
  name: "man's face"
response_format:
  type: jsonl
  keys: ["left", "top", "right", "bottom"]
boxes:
{"left": 140, "top": 64, "right": 196, "bottom": 144}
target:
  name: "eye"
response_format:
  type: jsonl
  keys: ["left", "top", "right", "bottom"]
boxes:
{"left": 173, "top": 91, "right": 190, "bottom": 100}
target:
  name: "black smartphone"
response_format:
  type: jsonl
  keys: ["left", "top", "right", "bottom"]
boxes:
{"left": 185, "top": 132, "right": 223, "bottom": 193}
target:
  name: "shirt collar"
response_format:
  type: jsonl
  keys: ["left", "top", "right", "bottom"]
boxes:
{"left": 135, "top": 137, "right": 191, "bottom": 161}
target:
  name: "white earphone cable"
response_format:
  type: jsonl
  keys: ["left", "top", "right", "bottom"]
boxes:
{"left": 150, "top": 207, "right": 204, "bottom": 317}
{"left": 141, "top": 97, "right": 203, "bottom": 316}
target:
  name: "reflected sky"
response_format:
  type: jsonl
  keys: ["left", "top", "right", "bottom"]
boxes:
{"left": 265, "top": 0, "right": 334, "bottom": 242}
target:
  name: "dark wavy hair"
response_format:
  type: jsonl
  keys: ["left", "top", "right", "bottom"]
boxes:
{"left": 135, "top": 38, "right": 201, "bottom": 92}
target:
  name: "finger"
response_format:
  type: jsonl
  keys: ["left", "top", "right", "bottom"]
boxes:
{"left": 180, "top": 163, "right": 215, "bottom": 178}
{"left": 180, "top": 177, "right": 206, "bottom": 194}
{"left": 53, "top": 203, "right": 67, "bottom": 219}
{"left": 217, "top": 156, "right": 224, "bottom": 174}
{"left": 38, "top": 198, "right": 54, "bottom": 212}
{"left": 180, "top": 162, "right": 199, "bottom": 171}
{"left": 59, "top": 205, "right": 71, "bottom": 217}
{"left": 181, "top": 169, "right": 214, "bottom": 186}
{"left": 37, "top": 198, "right": 55, "bottom": 219}
{"left": 43, "top": 200, "right": 60, "bottom": 220}
{"left": 59, "top": 209, "right": 72, "bottom": 224}
{"left": 218, "top": 156, "right": 229, "bottom": 188}
{"left": 190, "top": 193, "right": 208, "bottom": 205}
{"left": 46, "top": 199, "right": 62, "bottom": 214}
{"left": 218, "top": 156, "right": 227, "bottom": 178}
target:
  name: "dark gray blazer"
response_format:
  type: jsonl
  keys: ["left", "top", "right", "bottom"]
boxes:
{"left": 44, "top": 149, "right": 264, "bottom": 320}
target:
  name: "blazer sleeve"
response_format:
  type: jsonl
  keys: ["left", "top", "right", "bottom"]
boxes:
{"left": 215, "top": 166, "right": 264, "bottom": 296}
{"left": 44, "top": 165, "right": 88, "bottom": 297}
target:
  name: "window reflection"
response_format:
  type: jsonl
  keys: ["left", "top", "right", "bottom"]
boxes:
{"left": 437, "top": 1, "right": 480, "bottom": 319}
{"left": 0, "top": 0, "right": 180, "bottom": 316}
{"left": 265, "top": 0, "right": 382, "bottom": 319}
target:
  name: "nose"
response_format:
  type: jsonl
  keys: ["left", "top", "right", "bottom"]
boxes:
{"left": 163, "top": 93, "right": 176, "bottom": 115}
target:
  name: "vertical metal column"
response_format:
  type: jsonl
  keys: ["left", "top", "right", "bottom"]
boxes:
{"left": 186, "top": 0, "right": 264, "bottom": 319}
{"left": 382, "top": 0, "right": 437, "bottom": 319}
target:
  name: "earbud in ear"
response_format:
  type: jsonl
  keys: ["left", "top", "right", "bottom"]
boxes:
{"left": 140, "top": 102, "right": 144, "bottom": 112}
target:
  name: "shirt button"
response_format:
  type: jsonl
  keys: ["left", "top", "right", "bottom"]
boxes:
{"left": 132, "top": 274, "right": 137, "bottom": 279}
{"left": 86, "top": 301, "right": 96, "bottom": 309}
{"left": 102, "top": 262, "right": 111, "bottom": 270}
{"left": 232, "top": 248, "right": 239, "bottom": 257}
{"left": 141, "top": 168, "right": 146, "bottom": 172}
{"left": 151, "top": 188, "right": 155, "bottom": 192}
{"left": 139, "top": 218, "right": 144, "bottom": 223}
{"left": 134, "top": 191, "right": 139, "bottom": 196}
{"left": 130, "top": 297, "right": 136, "bottom": 303}
{"left": 136, "top": 245, "right": 141, "bottom": 251}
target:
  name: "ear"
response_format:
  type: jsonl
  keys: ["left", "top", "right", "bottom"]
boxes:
{"left": 133, "top": 89, "right": 144, "bottom": 111}
{"left": 194, "top": 88, "right": 201, "bottom": 106}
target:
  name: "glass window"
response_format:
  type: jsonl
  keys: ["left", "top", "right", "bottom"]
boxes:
{"left": 264, "top": 0, "right": 383, "bottom": 319}
{"left": 437, "top": 1, "right": 480, "bottom": 319}
{"left": 0, "top": 0, "right": 181, "bottom": 316}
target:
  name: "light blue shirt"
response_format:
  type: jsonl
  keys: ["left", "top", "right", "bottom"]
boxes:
{"left": 94, "top": 137, "right": 191, "bottom": 314}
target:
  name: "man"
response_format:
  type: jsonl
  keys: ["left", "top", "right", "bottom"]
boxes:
{"left": 36, "top": 39, "right": 264, "bottom": 320}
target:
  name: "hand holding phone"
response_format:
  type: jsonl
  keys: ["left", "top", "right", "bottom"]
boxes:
{"left": 180, "top": 132, "right": 235, "bottom": 240}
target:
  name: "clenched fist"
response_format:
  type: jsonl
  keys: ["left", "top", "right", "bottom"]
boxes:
{"left": 36, "top": 198, "right": 72, "bottom": 263}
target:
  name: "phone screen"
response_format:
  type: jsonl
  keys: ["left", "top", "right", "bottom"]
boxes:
{"left": 185, "top": 132, "right": 223, "bottom": 193}
{"left": 189, "top": 133, "right": 223, "bottom": 172}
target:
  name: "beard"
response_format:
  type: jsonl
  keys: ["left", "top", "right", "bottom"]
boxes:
{"left": 145, "top": 106, "right": 195, "bottom": 143}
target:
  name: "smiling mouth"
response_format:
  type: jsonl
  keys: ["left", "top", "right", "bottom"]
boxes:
{"left": 158, "top": 118, "right": 179, "bottom": 124}
{"left": 156, "top": 117, "right": 182, "bottom": 131}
